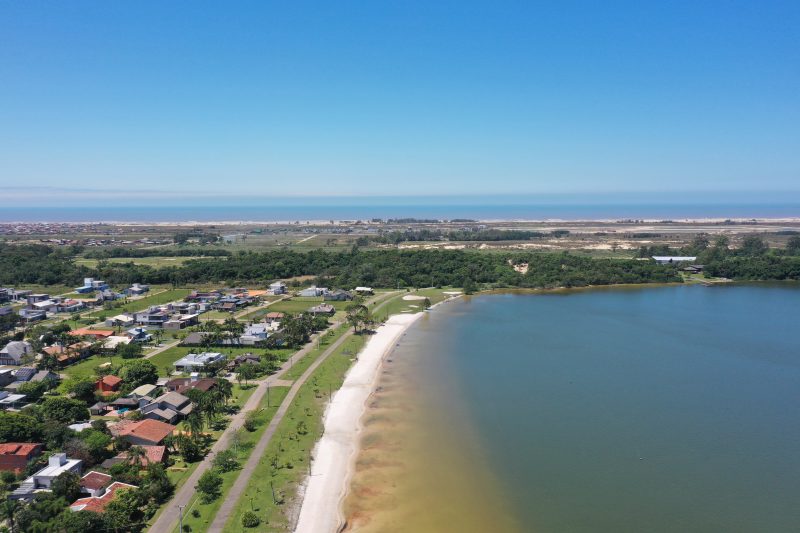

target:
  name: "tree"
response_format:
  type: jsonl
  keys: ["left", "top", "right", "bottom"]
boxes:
{"left": 463, "top": 278, "right": 477, "bottom": 295}
{"left": 119, "top": 359, "right": 158, "bottom": 388}
{"left": 196, "top": 470, "right": 222, "bottom": 503}
{"left": 17, "top": 380, "right": 51, "bottom": 402}
{"left": 236, "top": 363, "right": 257, "bottom": 386}
{"left": 41, "top": 396, "right": 90, "bottom": 423}
{"left": 212, "top": 449, "right": 239, "bottom": 473}
{"left": 739, "top": 235, "right": 769, "bottom": 256}
{"left": 65, "top": 378, "right": 98, "bottom": 404}
{"left": 0, "top": 412, "right": 43, "bottom": 443}
{"left": 345, "top": 304, "right": 369, "bottom": 333}
{"left": 51, "top": 470, "right": 82, "bottom": 502}
{"left": 141, "top": 463, "right": 174, "bottom": 504}
{"left": 241, "top": 511, "right": 261, "bottom": 528}
{"left": 117, "top": 341, "right": 143, "bottom": 359}
{"left": 787, "top": 235, "right": 800, "bottom": 255}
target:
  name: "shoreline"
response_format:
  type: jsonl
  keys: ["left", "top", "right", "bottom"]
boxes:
{"left": 294, "top": 312, "right": 426, "bottom": 533}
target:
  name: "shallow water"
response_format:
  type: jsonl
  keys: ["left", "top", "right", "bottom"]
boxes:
{"left": 345, "top": 284, "right": 800, "bottom": 532}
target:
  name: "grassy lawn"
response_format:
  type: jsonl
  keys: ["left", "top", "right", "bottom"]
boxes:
{"left": 282, "top": 324, "right": 350, "bottom": 381}
{"left": 58, "top": 354, "right": 126, "bottom": 389}
{"left": 266, "top": 297, "right": 352, "bottom": 315}
{"left": 224, "top": 333, "right": 367, "bottom": 532}
{"left": 174, "top": 386, "right": 291, "bottom": 533}
{"left": 148, "top": 346, "right": 295, "bottom": 376}
{"left": 371, "top": 287, "right": 458, "bottom": 321}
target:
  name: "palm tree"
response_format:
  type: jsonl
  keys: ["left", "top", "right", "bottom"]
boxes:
{"left": 185, "top": 411, "right": 205, "bottom": 440}
{"left": 126, "top": 445, "right": 147, "bottom": 467}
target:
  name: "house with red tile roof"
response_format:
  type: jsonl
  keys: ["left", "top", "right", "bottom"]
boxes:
{"left": 0, "top": 443, "right": 42, "bottom": 473}
{"left": 80, "top": 471, "right": 112, "bottom": 497}
{"left": 95, "top": 375, "right": 123, "bottom": 396}
{"left": 70, "top": 481, "right": 137, "bottom": 513}
{"left": 111, "top": 419, "right": 176, "bottom": 446}
{"left": 69, "top": 328, "right": 114, "bottom": 339}
{"left": 100, "top": 445, "right": 167, "bottom": 469}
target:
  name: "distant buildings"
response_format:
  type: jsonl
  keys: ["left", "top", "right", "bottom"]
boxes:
{"left": 652, "top": 256, "right": 697, "bottom": 264}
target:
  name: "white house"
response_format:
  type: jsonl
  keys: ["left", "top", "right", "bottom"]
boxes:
{"left": 11, "top": 453, "right": 83, "bottom": 500}
{"left": 354, "top": 286, "right": 374, "bottom": 295}
{"left": 269, "top": 281, "right": 287, "bottom": 295}
{"left": 173, "top": 352, "right": 225, "bottom": 372}
{"left": 0, "top": 341, "right": 33, "bottom": 366}
{"left": 652, "top": 256, "right": 697, "bottom": 264}
{"left": 298, "top": 286, "right": 328, "bottom": 297}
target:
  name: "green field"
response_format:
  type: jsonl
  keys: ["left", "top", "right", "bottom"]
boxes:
{"left": 224, "top": 333, "right": 367, "bottom": 531}
{"left": 371, "top": 287, "right": 459, "bottom": 321}
{"left": 174, "top": 386, "right": 291, "bottom": 533}
{"left": 265, "top": 297, "right": 353, "bottom": 315}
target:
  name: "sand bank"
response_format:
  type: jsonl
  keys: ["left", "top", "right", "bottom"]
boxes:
{"left": 294, "top": 313, "right": 424, "bottom": 533}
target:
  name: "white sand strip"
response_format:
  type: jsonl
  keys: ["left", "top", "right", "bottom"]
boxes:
{"left": 295, "top": 313, "right": 424, "bottom": 533}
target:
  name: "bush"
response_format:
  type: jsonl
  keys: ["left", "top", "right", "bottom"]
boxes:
{"left": 243, "top": 411, "right": 258, "bottom": 432}
{"left": 241, "top": 511, "right": 261, "bottom": 528}
{"left": 196, "top": 470, "right": 222, "bottom": 503}
{"left": 211, "top": 449, "right": 239, "bottom": 473}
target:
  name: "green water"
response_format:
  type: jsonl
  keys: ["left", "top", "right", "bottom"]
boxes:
{"left": 401, "top": 284, "right": 800, "bottom": 532}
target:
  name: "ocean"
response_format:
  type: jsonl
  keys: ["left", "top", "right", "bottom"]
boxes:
{"left": 346, "top": 284, "right": 800, "bottom": 532}
{"left": 1, "top": 202, "right": 800, "bottom": 223}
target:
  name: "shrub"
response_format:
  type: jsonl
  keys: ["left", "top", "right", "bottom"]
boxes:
{"left": 196, "top": 470, "right": 222, "bottom": 503}
{"left": 241, "top": 511, "right": 260, "bottom": 528}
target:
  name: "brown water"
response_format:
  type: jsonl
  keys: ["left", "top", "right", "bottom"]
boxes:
{"left": 343, "top": 311, "right": 522, "bottom": 533}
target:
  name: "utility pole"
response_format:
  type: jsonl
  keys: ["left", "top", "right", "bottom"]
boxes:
{"left": 178, "top": 505, "right": 185, "bottom": 532}
{"left": 266, "top": 385, "right": 270, "bottom": 407}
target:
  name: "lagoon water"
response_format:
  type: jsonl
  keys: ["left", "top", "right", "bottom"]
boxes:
{"left": 347, "top": 284, "right": 800, "bottom": 532}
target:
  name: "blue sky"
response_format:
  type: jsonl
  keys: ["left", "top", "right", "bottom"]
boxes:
{"left": 1, "top": 1, "right": 798, "bottom": 202}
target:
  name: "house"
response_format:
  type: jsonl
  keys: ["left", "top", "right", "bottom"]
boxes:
{"left": 7, "top": 369, "right": 59, "bottom": 391}
{"left": 134, "top": 308, "right": 169, "bottom": 327}
{"left": 0, "top": 443, "right": 42, "bottom": 474}
{"left": 18, "top": 308, "right": 46, "bottom": 322}
{"left": 111, "top": 419, "right": 176, "bottom": 446}
{"left": 105, "top": 314, "right": 135, "bottom": 328}
{"left": 79, "top": 471, "right": 113, "bottom": 497}
{"left": 75, "top": 278, "right": 109, "bottom": 294}
{"left": 0, "top": 306, "right": 13, "bottom": 316}
{"left": 128, "top": 383, "right": 159, "bottom": 400}
{"left": 269, "top": 281, "right": 287, "bottom": 295}
{"left": 265, "top": 312, "right": 285, "bottom": 324}
{"left": 173, "top": 352, "right": 225, "bottom": 372}
{"left": 239, "top": 324, "right": 269, "bottom": 345}
{"left": 180, "top": 331, "right": 208, "bottom": 346}
{"left": 10, "top": 289, "right": 32, "bottom": 301}
{"left": 99, "top": 289, "right": 122, "bottom": 302}
{"left": 164, "top": 376, "right": 218, "bottom": 395}
{"left": 0, "top": 369, "right": 15, "bottom": 387}
{"left": 10, "top": 453, "right": 83, "bottom": 500}
{"left": 126, "top": 327, "right": 152, "bottom": 343}
{"left": 652, "top": 256, "right": 697, "bottom": 264}
{"left": 44, "top": 342, "right": 93, "bottom": 366}
{"left": 12, "top": 367, "right": 37, "bottom": 383}
{"left": 324, "top": 289, "right": 353, "bottom": 301}
{"left": 26, "top": 294, "right": 50, "bottom": 305}
{"left": 95, "top": 375, "right": 123, "bottom": 396}
{"left": 298, "top": 286, "right": 326, "bottom": 297}
{"left": 89, "top": 402, "right": 111, "bottom": 416}
{"left": 308, "top": 303, "right": 335, "bottom": 316}
{"left": 227, "top": 353, "right": 261, "bottom": 371}
{"left": 70, "top": 328, "right": 114, "bottom": 340}
{"left": 163, "top": 313, "right": 200, "bottom": 330}
{"left": 0, "top": 341, "right": 33, "bottom": 365}
{"left": 140, "top": 391, "right": 193, "bottom": 423}
{"left": 100, "top": 445, "right": 166, "bottom": 469}
{"left": 0, "top": 390, "right": 27, "bottom": 408}
{"left": 70, "top": 481, "right": 138, "bottom": 513}
{"left": 30, "top": 299, "right": 59, "bottom": 314}
{"left": 125, "top": 283, "right": 150, "bottom": 296}
{"left": 354, "top": 286, "right": 374, "bottom": 295}
{"left": 682, "top": 264, "right": 705, "bottom": 274}
{"left": 103, "top": 336, "right": 131, "bottom": 350}
{"left": 57, "top": 299, "right": 85, "bottom": 313}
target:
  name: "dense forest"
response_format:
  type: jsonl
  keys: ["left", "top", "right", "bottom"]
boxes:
{"left": 1, "top": 236, "right": 799, "bottom": 291}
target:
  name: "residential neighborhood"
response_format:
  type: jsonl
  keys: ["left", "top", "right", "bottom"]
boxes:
{"left": 0, "top": 276, "right": 386, "bottom": 531}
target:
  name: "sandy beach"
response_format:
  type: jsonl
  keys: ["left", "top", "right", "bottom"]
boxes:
{"left": 294, "top": 312, "right": 424, "bottom": 533}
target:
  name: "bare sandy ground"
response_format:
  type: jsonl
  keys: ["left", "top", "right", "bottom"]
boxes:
{"left": 294, "top": 313, "right": 424, "bottom": 533}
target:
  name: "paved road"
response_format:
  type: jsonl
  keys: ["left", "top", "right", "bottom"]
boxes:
{"left": 207, "top": 292, "right": 398, "bottom": 532}
{"left": 149, "top": 292, "right": 396, "bottom": 533}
